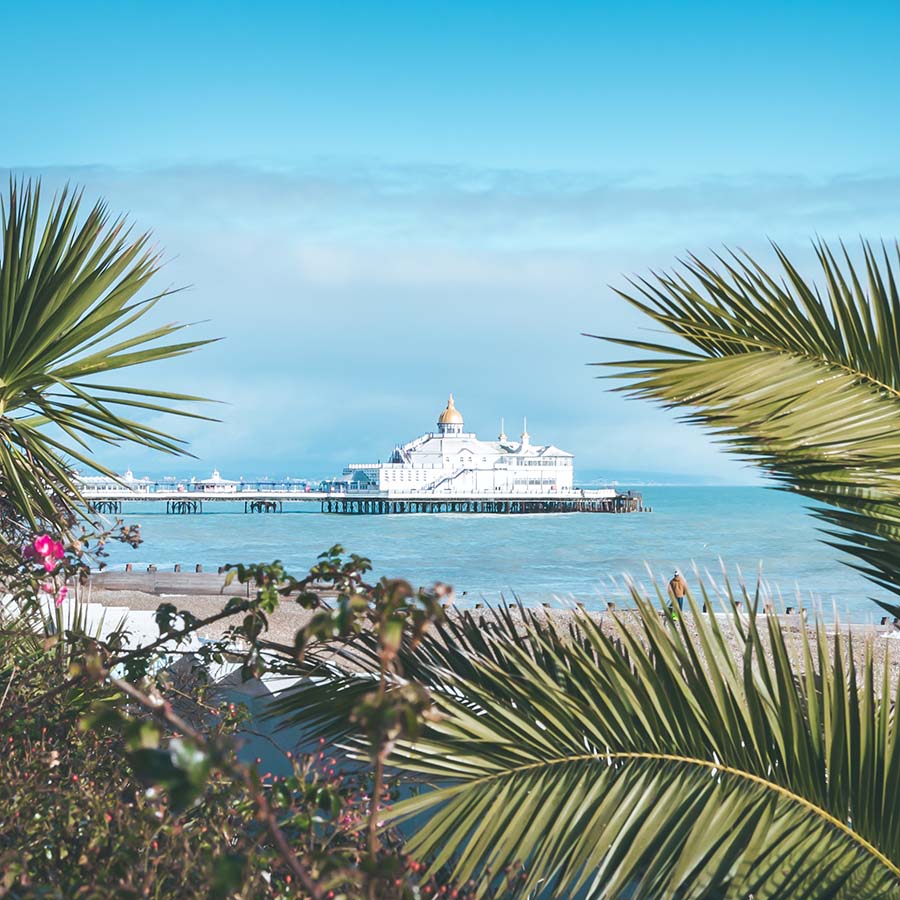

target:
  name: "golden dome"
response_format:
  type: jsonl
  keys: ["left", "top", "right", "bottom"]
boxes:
{"left": 438, "top": 393, "right": 464, "bottom": 425}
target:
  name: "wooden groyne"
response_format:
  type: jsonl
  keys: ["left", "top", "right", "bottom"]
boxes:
{"left": 91, "top": 569, "right": 247, "bottom": 596}
{"left": 90, "top": 568, "right": 338, "bottom": 598}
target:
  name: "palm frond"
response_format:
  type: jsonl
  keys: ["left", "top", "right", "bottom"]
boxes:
{"left": 265, "top": 600, "right": 595, "bottom": 740}
{"left": 0, "top": 178, "right": 216, "bottom": 530}
{"left": 378, "top": 587, "right": 900, "bottom": 899}
{"left": 594, "top": 240, "right": 900, "bottom": 615}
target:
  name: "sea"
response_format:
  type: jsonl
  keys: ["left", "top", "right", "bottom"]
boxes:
{"left": 97, "top": 486, "right": 893, "bottom": 623}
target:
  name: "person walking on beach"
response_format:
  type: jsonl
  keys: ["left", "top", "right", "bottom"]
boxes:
{"left": 668, "top": 569, "right": 688, "bottom": 612}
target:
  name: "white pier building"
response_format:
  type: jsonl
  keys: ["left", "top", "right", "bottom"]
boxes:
{"left": 333, "top": 395, "right": 579, "bottom": 496}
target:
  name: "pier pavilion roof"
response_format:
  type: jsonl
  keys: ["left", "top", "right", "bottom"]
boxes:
{"left": 193, "top": 468, "right": 238, "bottom": 486}
{"left": 395, "top": 431, "right": 573, "bottom": 460}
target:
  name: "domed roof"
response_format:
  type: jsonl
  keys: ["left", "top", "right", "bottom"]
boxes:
{"left": 438, "top": 393, "right": 464, "bottom": 425}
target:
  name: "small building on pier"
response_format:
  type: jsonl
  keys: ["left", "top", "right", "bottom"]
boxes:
{"left": 191, "top": 469, "right": 239, "bottom": 494}
{"left": 334, "top": 395, "right": 580, "bottom": 496}
{"left": 75, "top": 468, "right": 153, "bottom": 494}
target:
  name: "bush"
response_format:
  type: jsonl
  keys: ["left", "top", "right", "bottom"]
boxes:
{"left": 0, "top": 539, "right": 474, "bottom": 899}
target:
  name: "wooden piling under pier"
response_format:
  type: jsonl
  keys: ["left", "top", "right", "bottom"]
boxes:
{"left": 244, "top": 499, "right": 283, "bottom": 513}
{"left": 166, "top": 499, "right": 203, "bottom": 515}
{"left": 320, "top": 493, "right": 643, "bottom": 515}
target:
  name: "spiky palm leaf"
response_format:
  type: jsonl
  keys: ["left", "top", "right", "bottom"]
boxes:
{"left": 378, "top": 587, "right": 900, "bottom": 899}
{"left": 591, "top": 241, "right": 900, "bottom": 615}
{"left": 0, "top": 179, "right": 214, "bottom": 531}
{"left": 265, "top": 600, "right": 594, "bottom": 739}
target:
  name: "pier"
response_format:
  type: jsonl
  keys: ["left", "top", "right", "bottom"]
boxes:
{"left": 78, "top": 399, "right": 648, "bottom": 517}
{"left": 80, "top": 482, "right": 644, "bottom": 515}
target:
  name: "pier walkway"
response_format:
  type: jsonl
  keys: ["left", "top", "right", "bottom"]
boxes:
{"left": 80, "top": 483, "right": 644, "bottom": 515}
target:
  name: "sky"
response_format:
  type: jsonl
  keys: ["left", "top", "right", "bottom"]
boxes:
{"left": 4, "top": 1, "right": 900, "bottom": 483}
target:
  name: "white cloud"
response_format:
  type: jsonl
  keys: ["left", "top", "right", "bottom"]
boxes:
{"left": 10, "top": 161, "right": 900, "bottom": 482}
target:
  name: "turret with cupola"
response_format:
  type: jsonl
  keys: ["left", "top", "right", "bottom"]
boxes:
{"left": 337, "top": 392, "right": 575, "bottom": 496}
{"left": 437, "top": 394, "right": 465, "bottom": 435}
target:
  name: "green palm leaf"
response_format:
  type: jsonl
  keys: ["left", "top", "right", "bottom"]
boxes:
{"left": 0, "top": 179, "right": 215, "bottom": 531}
{"left": 592, "top": 240, "right": 900, "bottom": 616}
{"left": 265, "top": 600, "right": 591, "bottom": 739}
{"left": 379, "top": 588, "right": 900, "bottom": 898}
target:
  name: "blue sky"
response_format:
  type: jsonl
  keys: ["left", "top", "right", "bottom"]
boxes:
{"left": 4, "top": 1, "right": 900, "bottom": 482}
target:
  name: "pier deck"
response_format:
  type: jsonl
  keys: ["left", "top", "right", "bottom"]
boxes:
{"left": 81, "top": 485, "right": 644, "bottom": 515}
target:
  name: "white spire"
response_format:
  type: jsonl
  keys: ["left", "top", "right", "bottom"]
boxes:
{"left": 498, "top": 417, "right": 507, "bottom": 441}
{"left": 521, "top": 416, "right": 530, "bottom": 446}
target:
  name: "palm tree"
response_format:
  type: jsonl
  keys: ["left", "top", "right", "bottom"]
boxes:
{"left": 589, "top": 241, "right": 900, "bottom": 617}
{"left": 0, "top": 179, "right": 213, "bottom": 532}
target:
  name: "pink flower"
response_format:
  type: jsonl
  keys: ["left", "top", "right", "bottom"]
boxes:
{"left": 25, "top": 534, "right": 65, "bottom": 571}
{"left": 41, "top": 582, "right": 52, "bottom": 593}
{"left": 54, "top": 586, "right": 68, "bottom": 608}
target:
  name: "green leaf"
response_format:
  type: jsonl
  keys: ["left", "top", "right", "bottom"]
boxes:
{"left": 377, "top": 594, "right": 900, "bottom": 898}
{"left": 0, "top": 177, "right": 215, "bottom": 530}
{"left": 129, "top": 738, "right": 211, "bottom": 812}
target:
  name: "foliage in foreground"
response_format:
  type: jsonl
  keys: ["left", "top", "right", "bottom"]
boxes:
{"left": 6, "top": 537, "right": 900, "bottom": 898}
{"left": 271, "top": 568, "right": 900, "bottom": 899}
{"left": 384, "top": 585, "right": 900, "bottom": 898}
{"left": 594, "top": 240, "right": 900, "bottom": 615}
{"left": 0, "top": 178, "right": 213, "bottom": 534}
{"left": 0, "top": 540, "right": 478, "bottom": 899}
{"left": 0, "top": 539, "right": 358, "bottom": 898}
{"left": 9, "top": 225, "right": 900, "bottom": 896}
{"left": 0, "top": 655, "right": 322, "bottom": 899}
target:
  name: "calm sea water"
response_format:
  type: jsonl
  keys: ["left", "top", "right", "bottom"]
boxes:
{"left": 98, "top": 487, "right": 889, "bottom": 622}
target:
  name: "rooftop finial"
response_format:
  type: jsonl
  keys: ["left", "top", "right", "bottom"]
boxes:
{"left": 521, "top": 416, "right": 530, "bottom": 446}
{"left": 499, "top": 417, "right": 507, "bottom": 441}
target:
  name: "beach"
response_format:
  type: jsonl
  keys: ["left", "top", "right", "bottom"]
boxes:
{"left": 86, "top": 574, "right": 900, "bottom": 684}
